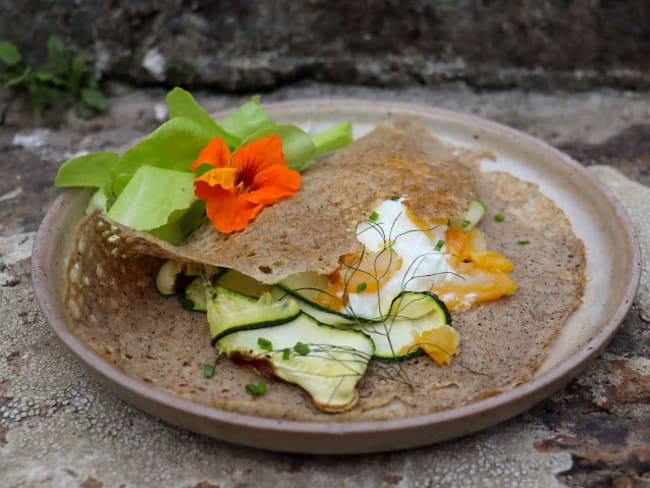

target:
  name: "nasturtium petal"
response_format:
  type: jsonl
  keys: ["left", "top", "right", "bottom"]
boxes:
{"left": 190, "top": 136, "right": 231, "bottom": 171}
{"left": 245, "top": 165, "right": 301, "bottom": 206}
{"left": 113, "top": 117, "right": 212, "bottom": 194}
{"left": 219, "top": 95, "right": 275, "bottom": 143}
{"left": 166, "top": 87, "right": 239, "bottom": 148}
{"left": 107, "top": 166, "right": 197, "bottom": 232}
{"left": 240, "top": 125, "right": 317, "bottom": 171}
{"left": 55, "top": 151, "right": 119, "bottom": 190}
{"left": 311, "top": 121, "right": 353, "bottom": 156}
{"left": 196, "top": 167, "right": 238, "bottom": 191}
{"left": 233, "top": 134, "right": 285, "bottom": 175}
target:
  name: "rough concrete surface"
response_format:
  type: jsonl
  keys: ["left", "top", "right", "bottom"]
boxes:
{"left": 1, "top": 1, "right": 649, "bottom": 91}
{"left": 1, "top": 83, "right": 649, "bottom": 487}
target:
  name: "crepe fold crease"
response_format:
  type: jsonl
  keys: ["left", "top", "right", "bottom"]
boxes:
{"left": 63, "top": 121, "right": 585, "bottom": 421}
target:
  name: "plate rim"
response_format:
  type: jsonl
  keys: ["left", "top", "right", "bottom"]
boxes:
{"left": 31, "top": 98, "right": 642, "bottom": 452}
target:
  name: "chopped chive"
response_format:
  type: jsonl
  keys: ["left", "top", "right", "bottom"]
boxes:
{"left": 368, "top": 211, "right": 379, "bottom": 222}
{"left": 462, "top": 219, "right": 471, "bottom": 228}
{"left": 495, "top": 213, "right": 505, "bottom": 222}
{"left": 294, "top": 342, "right": 310, "bottom": 356}
{"left": 216, "top": 351, "right": 227, "bottom": 361}
{"left": 282, "top": 347, "right": 291, "bottom": 360}
{"left": 390, "top": 196, "right": 400, "bottom": 201}
{"left": 517, "top": 239, "right": 530, "bottom": 245}
{"left": 356, "top": 281, "right": 367, "bottom": 292}
{"left": 257, "top": 337, "right": 273, "bottom": 351}
{"left": 434, "top": 240, "right": 445, "bottom": 252}
{"left": 203, "top": 364, "right": 215, "bottom": 378}
{"left": 245, "top": 382, "right": 267, "bottom": 396}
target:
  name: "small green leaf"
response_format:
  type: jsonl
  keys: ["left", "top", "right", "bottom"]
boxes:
{"left": 203, "top": 364, "right": 215, "bottom": 378}
{"left": 0, "top": 41, "right": 21, "bottom": 66}
{"left": 166, "top": 87, "right": 239, "bottom": 147}
{"left": 47, "top": 35, "right": 68, "bottom": 73}
{"left": 81, "top": 88, "right": 108, "bottom": 112}
{"left": 245, "top": 382, "right": 267, "bottom": 396}
{"left": 106, "top": 166, "right": 198, "bottom": 232}
{"left": 495, "top": 213, "right": 505, "bottom": 222}
{"left": 368, "top": 211, "right": 379, "bottom": 222}
{"left": 55, "top": 151, "right": 119, "bottom": 190}
{"left": 282, "top": 348, "right": 291, "bottom": 360}
{"left": 219, "top": 95, "right": 275, "bottom": 142}
{"left": 28, "top": 82, "right": 61, "bottom": 113}
{"left": 69, "top": 54, "right": 85, "bottom": 94}
{"left": 294, "top": 342, "right": 310, "bottom": 356}
{"left": 257, "top": 337, "right": 273, "bottom": 351}
{"left": 5, "top": 66, "right": 30, "bottom": 87}
{"left": 462, "top": 220, "right": 471, "bottom": 229}
{"left": 35, "top": 69, "right": 55, "bottom": 81}
{"left": 356, "top": 282, "right": 367, "bottom": 293}
{"left": 311, "top": 121, "right": 353, "bottom": 156}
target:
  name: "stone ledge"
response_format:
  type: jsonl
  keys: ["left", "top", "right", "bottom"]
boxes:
{"left": 1, "top": 1, "right": 649, "bottom": 90}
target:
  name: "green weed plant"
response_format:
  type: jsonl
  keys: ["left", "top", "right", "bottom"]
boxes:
{"left": 0, "top": 35, "right": 107, "bottom": 117}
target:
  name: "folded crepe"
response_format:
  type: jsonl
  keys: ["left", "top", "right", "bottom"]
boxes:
{"left": 63, "top": 120, "right": 585, "bottom": 421}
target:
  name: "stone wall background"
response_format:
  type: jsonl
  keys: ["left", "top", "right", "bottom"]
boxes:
{"left": 1, "top": 0, "right": 649, "bottom": 91}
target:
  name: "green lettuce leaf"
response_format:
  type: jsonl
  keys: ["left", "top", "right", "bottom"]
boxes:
{"left": 113, "top": 117, "right": 212, "bottom": 194}
{"left": 166, "top": 87, "right": 239, "bottom": 148}
{"left": 107, "top": 166, "right": 197, "bottom": 232}
{"left": 54, "top": 151, "right": 119, "bottom": 190}
{"left": 312, "top": 121, "right": 353, "bottom": 156}
{"left": 219, "top": 95, "right": 275, "bottom": 143}
{"left": 146, "top": 200, "right": 206, "bottom": 245}
{"left": 241, "top": 125, "right": 317, "bottom": 171}
{"left": 86, "top": 187, "right": 111, "bottom": 213}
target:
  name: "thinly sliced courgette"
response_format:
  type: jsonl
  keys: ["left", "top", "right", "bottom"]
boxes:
{"left": 179, "top": 277, "right": 207, "bottom": 312}
{"left": 155, "top": 259, "right": 218, "bottom": 296}
{"left": 275, "top": 279, "right": 452, "bottom": 360}
{"left": 274, "top": 273, "right": 444, "bottom": 324}
{"left": 155, "top": 260, "right": 187, "bottom": 295}
{"left": 213, "top": 269, "right": 272, "bottom": 297}
{"left": 270, "top": 285, "right": 360, "bottom": 325}
{"left": 357, "top": 293, "right": 451, "bottom": 359}
{"left": 217, "top": 313, "right": 374, "bottom": 412}
{"left": 207, "top": 285, "right": 301, "bottom": 343}
{"left": 462, "top": 198, "right": 487, "bottom": 230}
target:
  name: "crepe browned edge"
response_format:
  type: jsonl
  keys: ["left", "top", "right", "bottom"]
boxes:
{"left": 97, "top": 120, "right": 489, "bottom": 285}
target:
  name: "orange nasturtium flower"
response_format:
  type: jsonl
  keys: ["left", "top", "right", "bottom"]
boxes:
{"left": 190, "top": 135, "right": 301, "bottom": 233}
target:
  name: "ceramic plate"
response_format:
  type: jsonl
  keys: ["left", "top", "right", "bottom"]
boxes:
{"left": 32, "top": 100, "right": 641, "bottom": 454}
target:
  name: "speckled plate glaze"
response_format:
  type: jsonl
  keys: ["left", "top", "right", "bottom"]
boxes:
{"left": 32, "top": 100, "right": 641, "bottom": 454}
